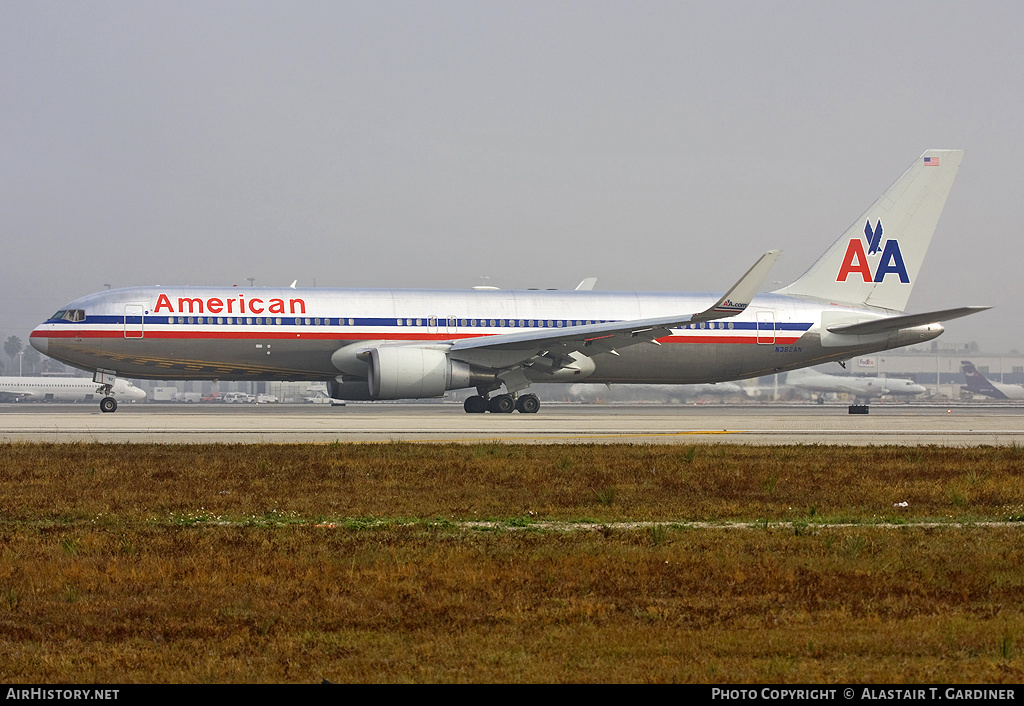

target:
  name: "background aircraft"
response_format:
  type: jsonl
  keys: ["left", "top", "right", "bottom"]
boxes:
{"left": 784, "top": 367, "right": 926, "bottom": 403}
{"left": 564, "top": 382, "right": 747, "bottom": 404}
{"left": 960, "top": 361, "right": 1024, "bottom": 400}
{"left": 0, "top": 377, "right": 146, "bottom": 407}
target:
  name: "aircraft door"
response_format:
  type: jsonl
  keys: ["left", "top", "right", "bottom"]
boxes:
{"left": 445, "top": 315, "right": 458, "bottom": 336}
{"left": 756, "top": 310, "right": 775, "bottom": 345}
{"left": 124, "top": 304, "right": 144, "bottom": 339}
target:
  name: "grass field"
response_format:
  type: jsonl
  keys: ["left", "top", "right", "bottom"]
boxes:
{"left": 1, "top": 442, "right": 1022, "bottom": 683}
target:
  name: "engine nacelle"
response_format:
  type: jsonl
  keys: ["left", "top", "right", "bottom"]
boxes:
{"left": 327, "top": 379, "right": 375, "bottom": 401}
{"left": 368, "top": 347, "right": 495, "bottom": 400}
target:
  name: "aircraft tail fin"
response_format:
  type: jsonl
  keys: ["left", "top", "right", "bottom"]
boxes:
{"left": 775, "top": 150, "right": 964, "bottom": 312}
{"left": 960, "top": 361, "right": 1008, "bottom": 399}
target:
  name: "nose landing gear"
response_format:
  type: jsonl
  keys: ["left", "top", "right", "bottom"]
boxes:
{"left": 94, "top": 368, "right": 119, "bottom": 413}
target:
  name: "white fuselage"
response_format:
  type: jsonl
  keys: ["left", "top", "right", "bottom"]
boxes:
{"left": 785, "top": 369, "right": 926, "bottom": 400}
{"left": 0, "top": 376, "right": 146, "bottom": 403}
{"left": 978, "top": 379, "right": 1024, "bottom": 400}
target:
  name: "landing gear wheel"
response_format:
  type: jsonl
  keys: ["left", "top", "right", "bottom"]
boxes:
{"left": 464, "top": 395, "right": 488, "bottom": 413}
{"left": 516, "top": 394, "right": 540, "bottom": 414}
{"left": 487, "top": 394, "right": 516, "bottom": 414}
{"left": 100, "top": 397, "right": 118, "bottom": 413}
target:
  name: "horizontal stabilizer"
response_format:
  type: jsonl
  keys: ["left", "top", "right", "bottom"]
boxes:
{"left": 826, "top": 306, "right": 990, "bottom": 336}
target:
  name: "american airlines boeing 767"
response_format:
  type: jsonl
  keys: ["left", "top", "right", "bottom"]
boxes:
{"left": 30, "top": 150, "right": 987, "bottom": 413}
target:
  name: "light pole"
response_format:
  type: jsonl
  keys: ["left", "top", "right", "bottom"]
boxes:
{"left": 247, "top": 277, "right": 255, "bottom": 287}
{"left": 18, "top": 351, "right": 23, "bottom": 376}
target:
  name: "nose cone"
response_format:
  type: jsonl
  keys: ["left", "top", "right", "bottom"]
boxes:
{"left": 116, "top": 382, "right": 148, "bottom": 401}
{"left": 29, "top": 331, "right": 48, "bottom": 356}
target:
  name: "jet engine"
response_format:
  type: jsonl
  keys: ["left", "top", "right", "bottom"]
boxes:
{"left": 369, "top": 347, "right": 448, "bottom": 399}
{"left": 327, "top": 379, "right": 375, "bottom": 401}
{"left": 363, "top": 347, "right": 495, "bottom": 400}
{"left": 328, "top": 345, "right": 496, "bottom": 401}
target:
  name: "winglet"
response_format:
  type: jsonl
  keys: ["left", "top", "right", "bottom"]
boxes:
{"left": 693, "top": 250, "right": 780, "bottom": 323}
{"left": 575, "top": 277, "right": 598, "bottom": 291}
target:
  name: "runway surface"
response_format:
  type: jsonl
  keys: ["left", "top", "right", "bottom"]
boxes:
{"left": 2, "top": 402, "right": 1023, "bottom": 444}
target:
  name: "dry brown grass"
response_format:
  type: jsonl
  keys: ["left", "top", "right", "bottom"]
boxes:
{"left": 1, "top": 443, "right": 1023, "bottom": 683}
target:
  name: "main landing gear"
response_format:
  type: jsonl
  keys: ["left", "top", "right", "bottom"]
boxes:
{"left": 100, "top": 397, "right": 118, "bottom": 413}
{"left": 464, "top": 392, "right": 541, "bottom": 414}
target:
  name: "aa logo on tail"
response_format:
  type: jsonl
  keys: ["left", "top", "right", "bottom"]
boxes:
{"left": 836, "top": 220, "right": 909, "bottom": 283}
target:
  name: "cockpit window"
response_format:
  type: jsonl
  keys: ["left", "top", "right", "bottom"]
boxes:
{"left": 51, "top": 309, "right": 85, "bottom": 322}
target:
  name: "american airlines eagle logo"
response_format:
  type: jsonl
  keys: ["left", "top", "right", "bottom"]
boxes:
{"left": 836, "top": 219, "right": 909, "bottom": 283}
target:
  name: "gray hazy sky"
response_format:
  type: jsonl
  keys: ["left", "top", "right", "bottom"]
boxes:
{"left": 2, "top": 1, "right": 1021, "bottom": 351}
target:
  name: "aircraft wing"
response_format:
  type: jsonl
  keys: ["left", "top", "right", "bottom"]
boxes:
{"left": 825, "top": 306, "right": 990, "bottom": 336}
{"left": 449, "top": 250, "right": 780, "bottom": 371}
{"left": 0, "top": 388, "right": 37, "bottom": 400}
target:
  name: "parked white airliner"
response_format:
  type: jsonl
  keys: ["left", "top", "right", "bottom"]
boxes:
{"left": 784, "top": 367, "right": 926, "bottom": 402}
{"left": 0, "top": 376, "right": 146, "bottom": 407}
{"left": 30, "top": 150, "right": 988, "bottom": 414}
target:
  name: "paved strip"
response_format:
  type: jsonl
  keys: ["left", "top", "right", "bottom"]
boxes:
{"left": 2, "top": 404, "right": 1023, "bottom": 445}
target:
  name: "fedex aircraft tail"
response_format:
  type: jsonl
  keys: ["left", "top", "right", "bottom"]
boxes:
{"left": 960, "top": 361, "right": 999, "bottom": 396}
{"left": 775, "top": 149, "right": 964, "bottom": 313}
